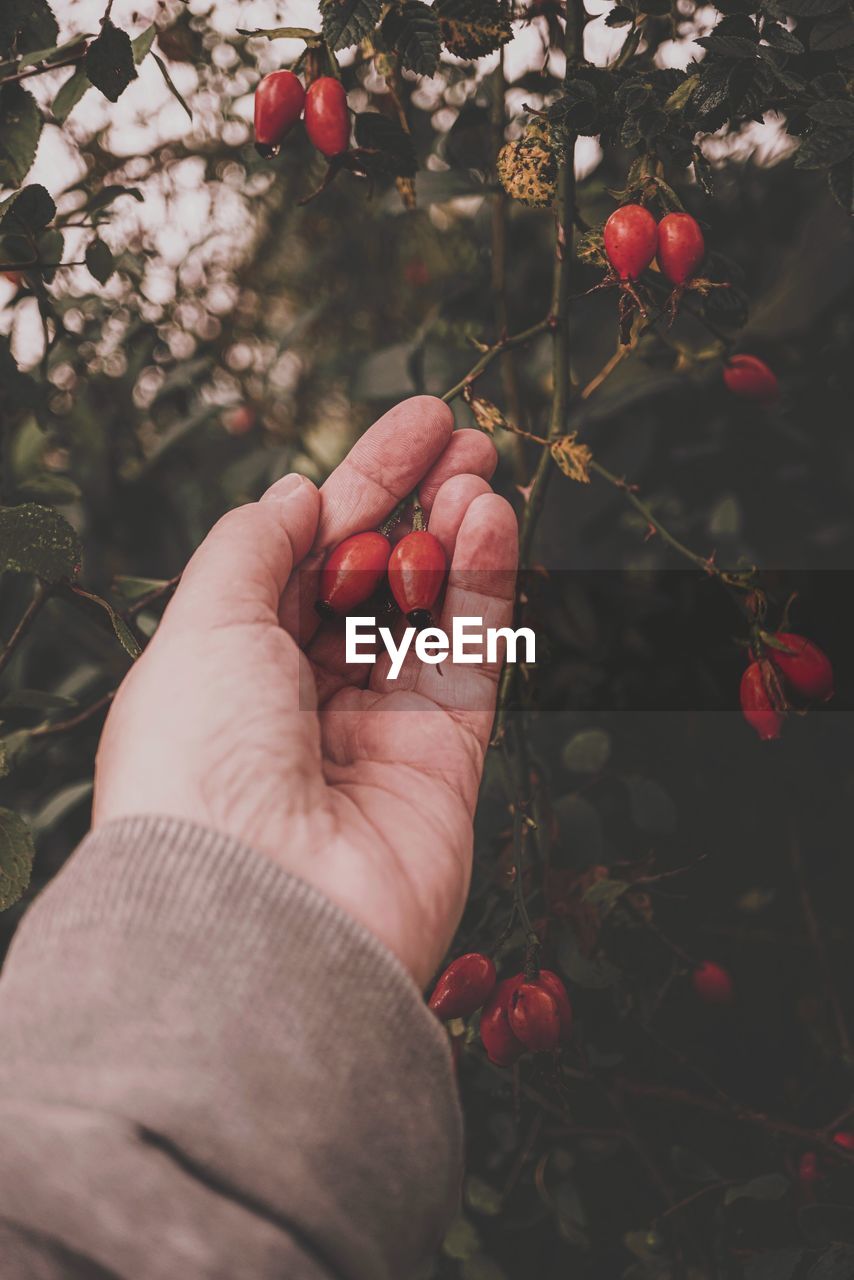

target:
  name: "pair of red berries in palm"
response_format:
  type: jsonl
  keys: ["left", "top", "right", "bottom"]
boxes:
{"left": 741, "top": 632, "right": 834, "bottom": 742}
{"left": 254, "top": 70, "right": 349, "bottom": 159}
{"left": 603, "top": 205, "right": 705, "bottom": 288}
{"left": 427, "top": 953, "right": 573, "bottom": 1064}
{"left": 317, "top": 527, "right": 447, "bottom": 625}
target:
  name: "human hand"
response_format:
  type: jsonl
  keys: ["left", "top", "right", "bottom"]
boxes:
{"left": 93, "top": 397, "right": 518, "bottom": 987}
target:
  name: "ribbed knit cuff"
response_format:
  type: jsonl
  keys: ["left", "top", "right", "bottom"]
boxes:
{"left": 0, "top": 817, "right": 463, "bottom": 1280}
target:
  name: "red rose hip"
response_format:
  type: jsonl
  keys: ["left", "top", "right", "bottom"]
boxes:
{"left": 535, "top": 969, "right": 573, "bottom": 1040}
{"left": 387, "top": 530, "right": 447, "bottom": 627}
{"left": 480, "top": 977, "right": 524, "bottom": 1066}
{"left": 656, "top": 212, "right": 705, "bottom": 285}
{"left": 428, "top": 953, "right": 497, "bottom": 1021}
{"left": 740, "top": 661, "right": 784, "bottom": 741}
{"left": 603, "top": 204, "right": 658, "bottom": 281}
{"left": 767, "top": 632, "right": 834, "bottom": 703}
{"left": 317, "top": 531, "right": 391, "bottom": 617}
{"left": 508, "top": 981, "right": 562, "bottom": 1052}
{"left": 691, "top": 960, "right": 733, "bottom": 1005}
{"left": 304, "top": 77, "right": 350, "bottom": 158}
{"left": 723, "top": 354, "right": 779, "bottom": 405}
{"left": 254, "top": 70, "right": 305, "bottom": 157}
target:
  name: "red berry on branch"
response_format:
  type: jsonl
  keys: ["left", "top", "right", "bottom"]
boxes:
{"left": 535, "top": 969, "right": 573, "bottom": 1040}
{"left": 428, "top": 953, "right": 497, "bottom": 1021}
{"left": 691, "top": 960, "right": 733, "bottom": 1005}
{"left": 767, "top": 632, "right": 834, "bottom": 704}
{"left": 798, "top": 1152, "right": 820, "bottom": 1186}
{"left": 508, "top": 981, "right": 562, "bottom": 1052}
{"left": 603, "top": 204, "right": 658, "bottom": 281}
{"left": 317, "top": 531, "right": 391, "bottom": 617}
{"left": 387, "top": 530, "right": 447, "bottom": 627}
{"left": 480, "top": 977, "right": 524, "bottom": 1066}
{"left": 656, "top": 212, "right": 705, "bottom": 285}
{"left": 304, "top": 77, "right": 350, "bottom": 158}
{"left": 722, "top": 354, "right": 779, "bottom": 405}
{"left": 740, "top": 661, "right": 785, "bottom": 741}
{"left": 254, "top": 70, "right": 305, "bottom": 157}
{"left": 832, "top": 1132, "right": 854, "bottom": 1152}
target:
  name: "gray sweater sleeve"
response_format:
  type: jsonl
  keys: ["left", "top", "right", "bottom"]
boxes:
{"left": 0, "top": 816, "right": 463, "bottom": 1280}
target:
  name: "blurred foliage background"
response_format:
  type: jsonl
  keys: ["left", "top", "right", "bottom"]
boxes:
{"left": 2, "top": 0, "right": 854, "bottom": 1276}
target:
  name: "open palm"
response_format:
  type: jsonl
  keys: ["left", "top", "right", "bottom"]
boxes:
{"left": 94, "top": 397, "right": 517, "bottom": 986}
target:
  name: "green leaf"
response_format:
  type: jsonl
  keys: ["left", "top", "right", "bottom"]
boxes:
{"left": 557, "top": 930, "right": 621, "bottom": 988}
{"left": 52, "top": 67, "right": 90, "bottom": 122}
{"left": 320, "top": 0, "right": 383, "bottom": 50}
{"left": 0, "top": 504, "right": 81, "bottom": 583}
{"left": 19, "top": 473, "right": 81, "bottom": 503}
{"left": 829, "top": 156, "right": 854, "bottom": 214}
{"left": 152, "top": 52, "right": 192, "bottom": 122}
{"left": 132, "top": 23, "right": 157, "bottom": 64}
{"left": 383, "top": 1, "right": 442, "bottom": 76}
{"left": 0, "top": 85, "right": 42, "bottom": 187}
{"left": 31, "top": 779, "right": 93, "bottom": 837}
{"left": 778, "top": 0, "right": 847, "bottom": 15}
{"left": 0, "top": 808, "right": 34, "bottom": 911}
{"left": 86, "top": 21, "right": 137, "bottom": 103}
{"left": 605, "top": 5, "right": 635, "bottom": 25}
{"left": 354, "top": 113, "right": 417, "bottom": 176}
{"left": 66, "top": 585, "right": 141, "bottom": 660}
{"left": 696, "top": 31, "right": 759, "bottom": 57}
{"left": 85, "top": 236, "right": 114, "bottom": 284}
{"left": 808, "top": 100, "right": 854, "bottom": 126}
{"left": 626, "top": 776, "right": 677, "bottom": 834}
{"left": 725, "top": 1173, "right": 789, "bottom": 1205}
{"left": 795, "top": 125, "right": 854, "bottom": 170}
{"left": 0, "top": 689, "right": 76, "bottom": 713}
{"left": 0, "top": 184, "right": 56, "bottom": 236}
{"left": 811, "top": 11, "right": 854, "bottom": 49}
{"left": 18, "top": 34, "right": 89, "bottom": 69}
{"left": 236, "top": 26, "right": 322, "bottom": 40}
{"left": 443, "top": 1216, "right": 481, "bottom": 1260}
{"left": 85, "top": 184, "right": 144, "bottom": 217}
{"left": 464, "top": 1176, "right": 503, "bottom": 1217}
{"left": 552, "top": 793, "right": 604, "bottom": 866}
{"left": 583, "top": 877, "right": 630, "bottom": 909}
{"left": 462, "top": 1257, "right": 508, "bottom": 1280}
{"left": 0, "top": 0, "right": 58, "bottom": 57}
{"left": 111, "top": 575, "right": 173, "bottom": 601}
{"left": 761, "top": 22, "right": 804, "bottom": 52}
{"left": 436, "top": 0, "right": 512, "bottom": 59}
{"left": 562, "top": 727, "right": 612, "bottom": 774}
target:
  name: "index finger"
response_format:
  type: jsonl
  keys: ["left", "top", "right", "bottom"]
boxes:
{"left": 280, "top": 396, "right": 454, "bottom": 642}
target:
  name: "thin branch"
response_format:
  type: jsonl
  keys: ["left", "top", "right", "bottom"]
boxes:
{"left": 0, "top": 49, "right": 87, "bottom": 88}
{"left": 126, "top": 574, "right": 181, "bottom": 618}
{"left": 0, "top": 582, "right": 50, "bottom": 679}
{"left": 30, "top": 689, "right": 116, "bottom": 738}
{"left": 790, "top": 830, "right": 851, "bottom": 1059}
{"left": 442, "top": 318, "right": 551, "bottom": 404}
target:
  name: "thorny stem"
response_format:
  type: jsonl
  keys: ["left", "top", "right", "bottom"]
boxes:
{"left": 442, "top": 318, "right": 551, "bottom": 405}
{"left": 0, "top": 581, "right": 50, "bottom": 679}
{"left": 490, "top": 51, "right": 526, "bottom": 482}
{"left": 0, "top": 50, "right": 87, "bottom": 88}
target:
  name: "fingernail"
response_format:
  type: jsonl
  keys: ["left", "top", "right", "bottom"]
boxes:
{"left": 263, "top": 473, "right": 305, "bottom": 501}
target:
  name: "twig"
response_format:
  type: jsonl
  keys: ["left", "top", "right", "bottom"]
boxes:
{"left": 790, "top": 830, "right": 851, "bottom": 1059}
{"left": 0, "top": 582, "right": 50, "bottom": 679}
{"left": 0, "top": 49, "right": 86, "bottom": 88}
{"left": 442, "top": 318, "right": 551, "bottom": 404}
{"left": 126, "top": 574, "right": 181, "bottom": 618}
{"left": 30, "top": 689, "right": 116, "bottom": 738}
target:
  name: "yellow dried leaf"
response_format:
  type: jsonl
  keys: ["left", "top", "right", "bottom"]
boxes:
{"left": 550, "top": 434, "right": 592, "bottom": 484}
{"left": 466, "top": 394, "right": 507, "bottom": 435}
{"left": 396, "top": 176, "right": 416, "bottom": 211}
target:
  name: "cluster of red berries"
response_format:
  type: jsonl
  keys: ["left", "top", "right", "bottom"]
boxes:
{"left": 740, "top": 632, "right": 834, "bottom": 742}
{"left": 428, "top": 953, "right": 573, "bottom": 1065}
{"left": 601, "top": 205, "right": 779, "bottom": 402}
{"left": 254, "top": 70, "right": 349, "bottom": 159}
{"left": 317, "top": 525, "right": 447, "bottom": 625}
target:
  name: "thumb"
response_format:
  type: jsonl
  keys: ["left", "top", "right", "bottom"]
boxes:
{"left": 164, "top": 473, "right": 320, "bottom": 630}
